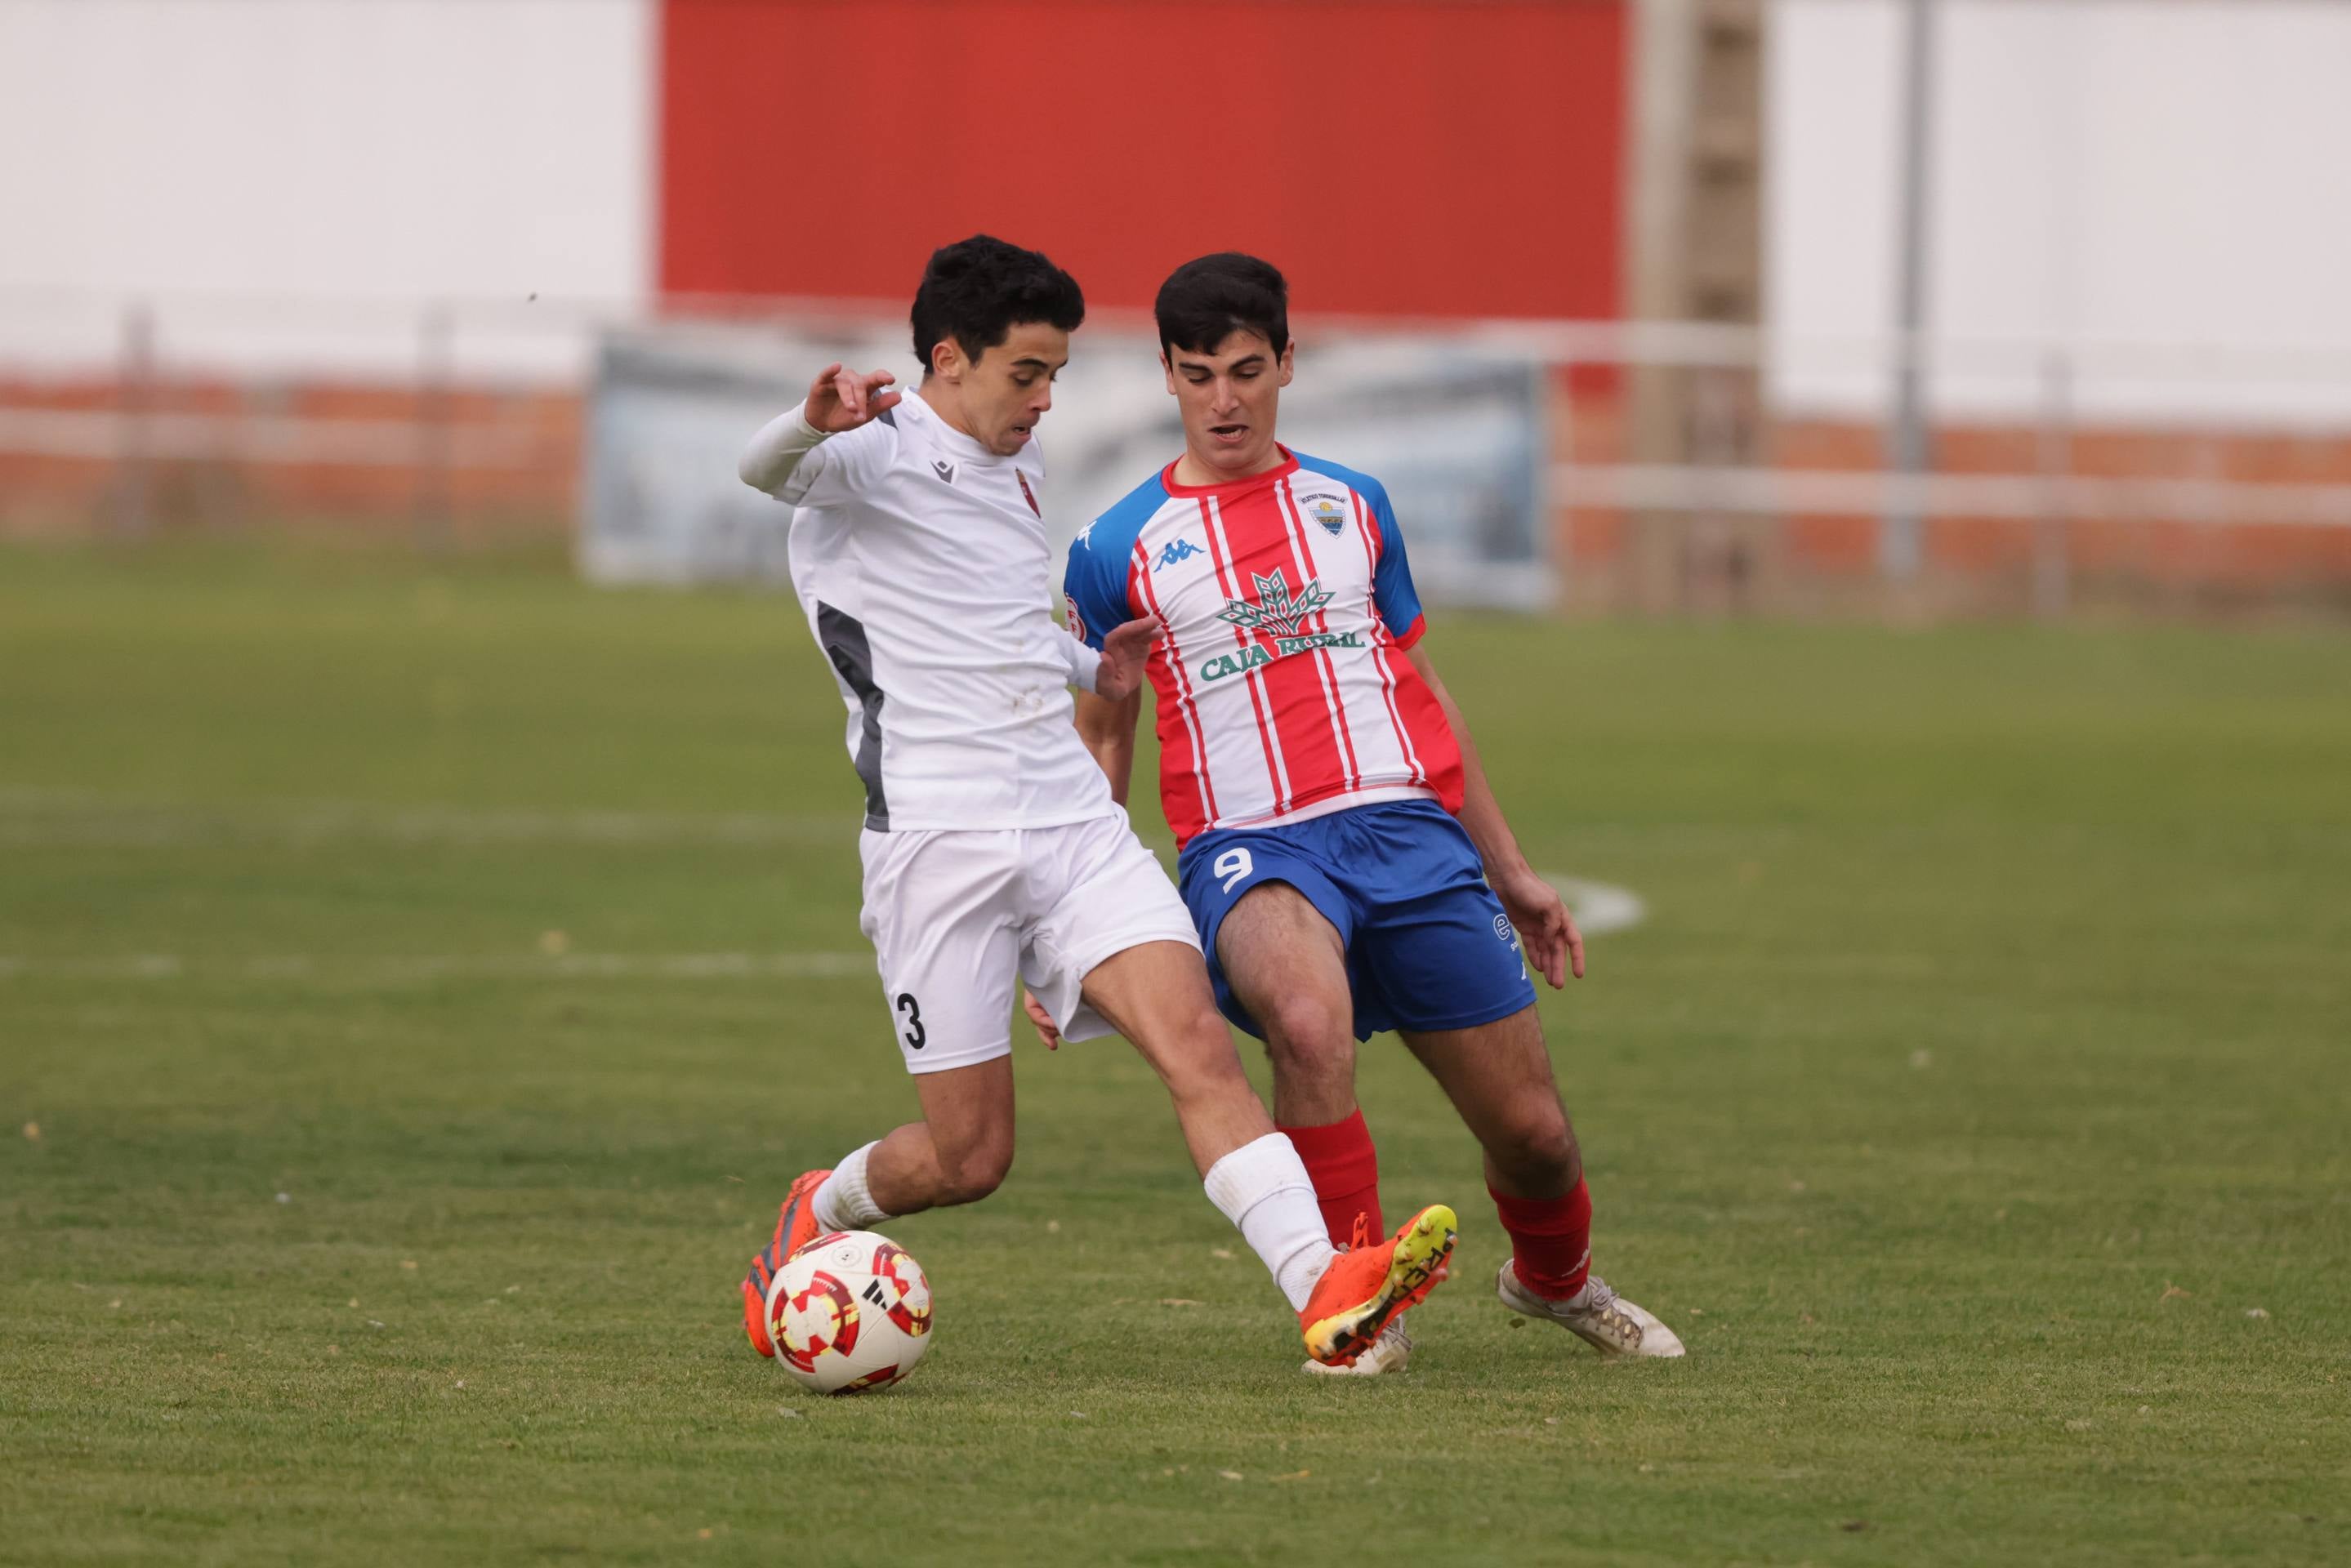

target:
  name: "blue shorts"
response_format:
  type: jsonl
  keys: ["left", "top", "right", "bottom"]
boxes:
{"left": 1176, "top": 800, "right": 1539, "bottom": 1042}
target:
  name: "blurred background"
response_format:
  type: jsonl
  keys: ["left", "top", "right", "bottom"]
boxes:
{"left": 6, "top": 0, "right": 2349, "bottom": 618}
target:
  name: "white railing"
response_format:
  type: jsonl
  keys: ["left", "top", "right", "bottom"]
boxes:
{"left": 3, "top": 289, "right": 2349, "bottom": 609}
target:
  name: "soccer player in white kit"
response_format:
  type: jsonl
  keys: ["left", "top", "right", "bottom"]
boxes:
{"left": 733, "top": 237, "right": 1457, "bottom": 1369}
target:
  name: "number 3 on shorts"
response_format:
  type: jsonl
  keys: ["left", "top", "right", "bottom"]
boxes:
{"left": 1213, "top": 846, "right": 1253, "bottom": 897}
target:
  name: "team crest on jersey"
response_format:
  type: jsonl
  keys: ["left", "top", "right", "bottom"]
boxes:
{"left": 1063, "top": 593, "right": 1087, "bottom": 643}
{"left": 1017, "top": 470, "right": 1040, "bottom": 516}
{"left": 1307, "top": 498, "right": 1348, "bottom": 536}
{"left": 1198, "top": 572, "right": 1363, "bottom": 684}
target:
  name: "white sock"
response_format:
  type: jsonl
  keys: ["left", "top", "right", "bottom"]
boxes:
{"left": 1203, "top": 1134, "right": 1340, "bottom": 1312}
{"left": 813, "top": 1141, "right": 891, "bottom": 1232}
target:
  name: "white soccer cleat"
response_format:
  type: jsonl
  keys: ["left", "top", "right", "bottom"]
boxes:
{"left": 1497, "top": 1262, "right": 1685, "bottom": 1358}
{"left": 1300, "top": 1316, "right": 1412, "bottom": 1377}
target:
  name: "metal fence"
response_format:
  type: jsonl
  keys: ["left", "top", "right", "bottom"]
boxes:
{"left": 3, "top": 291, "right": 2348, "bottom": 615}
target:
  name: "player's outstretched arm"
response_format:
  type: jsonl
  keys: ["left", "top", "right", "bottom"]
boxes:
{"left": 1403, "top": 642, "right": 1585, "bottom": 987}
{"left": 737, "top": 363, "right": 903, "bottom": 497}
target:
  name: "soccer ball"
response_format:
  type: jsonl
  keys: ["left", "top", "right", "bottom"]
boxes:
{"left": 765, "top": 1229, "right": 933, "bottom": 1395}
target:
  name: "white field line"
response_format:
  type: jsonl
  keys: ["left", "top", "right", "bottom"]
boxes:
{"left": 0, "top": 791, "right": 855, "bottom": 849}
{"left": 0, "top": 951, "right": 872, "bottom": 982}
{"left": 4, "top": 906, "right": 1647, "bottom": 979}
{"left": 0, "top": 794, "right": 1648, "bottom": 967}
{"left": 1538, "top": 874, "right": 1649, "bottom": 938}
{"left": 3, "top": 893, "right": 1644, "bottom": 981}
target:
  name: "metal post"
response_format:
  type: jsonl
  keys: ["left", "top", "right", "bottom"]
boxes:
{"left": 1625, "top": 0, "right": 1697, "bottom": 616}
{"left": 1555, "top": 356, "right": 1577, "bottom": 610}
{"left": 1884, "top": 0, "right": 1938, "bottom": 585}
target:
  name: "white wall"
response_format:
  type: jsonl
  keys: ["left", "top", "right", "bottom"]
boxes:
{"left": 6, "top": 0, "right": 2349, "bottom": 423}
{"left": 1767, "top": 0, "right": 2351, "bottom": 424}
{"left": 0, "top": 0, "right": 653, "bottom": 379}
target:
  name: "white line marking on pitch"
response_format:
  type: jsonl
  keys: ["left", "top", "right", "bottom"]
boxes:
{"left": 0, "top": 791, "right": 855, "bottom": 848}
{"left": 0, "top": 952, "right": 872, "bottom": 982}
{"left": 1537, "top": 874, "right": 1648, "bottom": 937}
{"left": 2, "top": 896, "right": 1641, "bottom": 980}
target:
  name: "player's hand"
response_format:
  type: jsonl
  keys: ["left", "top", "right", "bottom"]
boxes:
{"left": 1022, "top": 987, "right": 1062, "bottom": 1049}
{"left": 804, "top": 362, "right": 902, "bottom": 433}
{"left": 1095, "top": 616, "right": 1162, "bottom": 702}
{"left": 1495, "top": 865, "right": 1584, "bottom": 988}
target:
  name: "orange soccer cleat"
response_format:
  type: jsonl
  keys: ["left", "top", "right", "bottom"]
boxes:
{"left": 1300, "top": 1204, "right": 1458, "bottom": 1367}
{"left": 741, "top": 1168, "right": 832, "bottom": 1358}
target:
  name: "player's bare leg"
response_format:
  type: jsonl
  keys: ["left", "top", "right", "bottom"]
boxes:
{"left": 743, "top": 1058, "right": 1018, "bottom": 1357}
{"left": 1401, "top": 1006, "right": 1684, "bottom": 1358}
{"left": 1399, "top": 1005, "right": 1579, "bottom": 1200}
{"left": 862, "top": 1057, "right": 1019, "bottom": 1214}
{"left": 1077, "top": 939, "right": 1273, "bottom": 1173}
{"left": 1215, "top": 883, "right": 1358, "bottom": 1125}
{"left": 1216, "top": 884, "right": 1412, "bottom": 1375}
{"left": 1079, "top": 938, "right": 1455, "bottom": 1366}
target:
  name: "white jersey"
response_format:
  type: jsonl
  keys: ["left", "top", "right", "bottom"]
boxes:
{"left": 744, "top": 389, "right": 1119, "bottom": 832}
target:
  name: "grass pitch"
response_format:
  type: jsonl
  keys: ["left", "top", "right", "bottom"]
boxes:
{"left": 3, "top": 540, "right": 2347, "bottom": 1566}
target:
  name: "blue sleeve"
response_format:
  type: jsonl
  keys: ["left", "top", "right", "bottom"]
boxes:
{"left": 1367, "top": 487, "right": 1426, "bottom": 645}
{"left": 1061, "top": 523, "right": 1134, "bottom": 653}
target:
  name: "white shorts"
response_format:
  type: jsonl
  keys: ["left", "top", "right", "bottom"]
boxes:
{"left": 856, "top": 813, "right": 1202, "bottom": 1075}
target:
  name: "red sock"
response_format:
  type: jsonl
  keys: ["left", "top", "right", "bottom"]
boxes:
{"left": 1278, "top": 1110, "right": 1384, "bottom": 1248}
{"left": 1492, "top": 1177, "right": 1593, "bottom": 1299}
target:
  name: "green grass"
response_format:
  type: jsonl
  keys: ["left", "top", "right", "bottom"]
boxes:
{"left": 3, "top": 538, "right": 2348, "bottom": 1566}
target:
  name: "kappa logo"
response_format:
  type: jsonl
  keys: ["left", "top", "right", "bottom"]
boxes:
{"left": 1198, "top": 572, "right": 1363, "bottom": 684}
{"left": 1306, "top": 497, "right": 1349, "bottom": 537}
{"left": 931, "top": 459, "right": 956, "bottom": 485}
{"left": 1157, "top": 538, "right": 1204, "bottom": 572}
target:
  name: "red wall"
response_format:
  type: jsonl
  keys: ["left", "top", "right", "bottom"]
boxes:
{"left": 659, "top": 0, "right": 1626, "bottom": 320}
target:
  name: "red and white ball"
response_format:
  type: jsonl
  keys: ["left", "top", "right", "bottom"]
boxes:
{"left": 764, "top": 1230, "right": 933, "bottom": 1395}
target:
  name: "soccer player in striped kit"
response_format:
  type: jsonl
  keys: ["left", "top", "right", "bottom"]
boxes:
{"left": 1048, "top": 253, "right": 1683, "bottom": 1373}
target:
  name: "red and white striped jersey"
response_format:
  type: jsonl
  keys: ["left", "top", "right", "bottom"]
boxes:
{"left": 1063, "top": 448, "right": 1464, "bottom": 848}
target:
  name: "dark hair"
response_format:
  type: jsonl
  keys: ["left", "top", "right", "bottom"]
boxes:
{"left": 910, "top": 235, "right": 1085, "bottom": 375}
{"left": 1155, "top": 252, "right": 1290, "bottom": 359}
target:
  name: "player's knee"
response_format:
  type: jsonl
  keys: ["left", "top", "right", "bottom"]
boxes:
{"left": 1160, "top": 1004, "right": 1253, "bottom": 1095}
{"left": 1257, "top": 991, "right": 1353, "bottom": 1076}
{"left": 934, "top": 1139, "right": 1014, "bottom": 1207}
{"left": 1489, "top": 1105, "right": 1579, "bottom": 1187}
